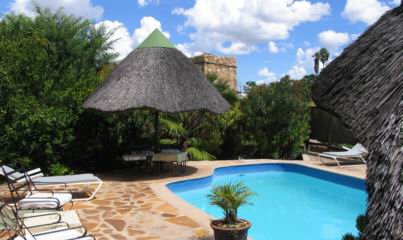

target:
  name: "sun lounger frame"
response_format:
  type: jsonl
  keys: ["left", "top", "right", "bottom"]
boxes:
{"left": 318, "top": 144, "right": 367, "bottom": 167}
{"left": 25, "top": 168, "right": 103, "bottom": 202}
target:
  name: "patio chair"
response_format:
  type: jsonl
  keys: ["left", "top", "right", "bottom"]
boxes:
{"left": 0, "top": 205, "right": 94, "bottom": 240}
{"left": 0, "top": 165, "right": 102, "bottom": 201}
{"left": 318, "top": 143, "right": 368, "bottom": 167}
{"left": 1, "top": 166, "right": 73, "bottom": 211}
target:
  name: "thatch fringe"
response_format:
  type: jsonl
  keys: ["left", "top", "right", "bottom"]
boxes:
{"left": 312, "top": 6, "right": 403, "bottom": 240}
{"left": 84, "top": 47, "right": 230, "bottom": 114}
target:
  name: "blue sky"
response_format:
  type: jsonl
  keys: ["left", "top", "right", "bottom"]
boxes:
{"left": 1, "top": 0, "right": 400, "bottom": 91}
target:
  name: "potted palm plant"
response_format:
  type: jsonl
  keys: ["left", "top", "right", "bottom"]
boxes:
{"left": 207, "top": 182, "right": 255, "bottom": 240}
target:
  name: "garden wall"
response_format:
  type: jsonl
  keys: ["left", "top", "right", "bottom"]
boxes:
{"left": 310, "top": 107, "right": 357, "bottom": 145}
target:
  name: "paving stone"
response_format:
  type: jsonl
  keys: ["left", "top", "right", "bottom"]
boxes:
{"left": 137, "top": 236, "right": 161, "bottom": 240}
{"left": 105, "top": 219, "right": 127, "bottom": 231}
{"left": 128, "top": 229, "right": 146, "bottom": 236}
{"left": 102, "top": 211, "right": 116, "bottom": 218}
{"left": 112, "top": 233, "right": 127, "bottom": 240}
{"left": 92, "top": 200, "right": 112, "bottom": 205}
{"left": 165, "top": 216, "right": 200, "bottom": 228}
{"left": 161, "top": 213, "right": 176, "bottom": 218}
{"left": 115, "top": 206, "right": 132, "bottom": 214}
{"left": 83, "top": 222, "right": 99, "bottom": 231}
{"left": 156, "top": 203, "right": 177, "bottom": 213}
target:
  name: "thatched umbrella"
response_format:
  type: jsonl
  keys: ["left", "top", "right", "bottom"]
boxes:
{"left": 312, "top": 3, "right": 402, "bottom": 239}
{"left": 84, "top": 29, "right": 230, "bottom": 151}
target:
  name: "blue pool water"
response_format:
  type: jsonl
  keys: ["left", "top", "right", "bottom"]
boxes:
{"left": 168, "top": 164, "right": 367, "bottom": 240}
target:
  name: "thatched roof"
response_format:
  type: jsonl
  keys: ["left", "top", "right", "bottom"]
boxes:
{"left": 312, "top": 4, "right": 402, "bottom": 239}
{"left": 84, "top": 29, "right": 230, "bottom": 114}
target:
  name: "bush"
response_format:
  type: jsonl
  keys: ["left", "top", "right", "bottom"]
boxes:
{"left": 0, "top": 9, "right": 150, "bottom": 173}
{"left": 217, "top": 103, "right": 243, "bottom": 159}
{"left": 240, "top": 75, "right": 312, "bottom": 159}
{"left": 48, "top": 162, "right": 74, "bottom": 176}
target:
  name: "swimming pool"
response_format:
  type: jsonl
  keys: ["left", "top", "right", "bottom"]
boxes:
{"left": 167, "top": 164, "right": 367, "bottom": 240}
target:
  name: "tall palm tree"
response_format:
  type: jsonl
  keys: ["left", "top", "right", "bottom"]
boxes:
{"left": 313, "top": 52, "right": 321, "bottom": 75}
{"left": 313, "top": 48, "right": 330, "bottom": 75}
{"left": 319, "top": 48, "right": 330, "bottom": 69}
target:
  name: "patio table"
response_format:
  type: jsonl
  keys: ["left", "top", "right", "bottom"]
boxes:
{"left": 123, "top": 150, "right": 154, "bottom": 171}
{"left": 152, "top": 149, "right": 188, "bottom": 173}
{"left": 123, "top": 150, "right": 154, "bottom": 162}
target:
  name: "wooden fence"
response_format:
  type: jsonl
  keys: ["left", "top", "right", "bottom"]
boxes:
{"left": 310, "top": 107, "right": 357, "bottom": 145}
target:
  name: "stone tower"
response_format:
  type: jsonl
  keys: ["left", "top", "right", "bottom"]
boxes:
{"left": 191, "top": 53, "right": 237, "bottom": 90}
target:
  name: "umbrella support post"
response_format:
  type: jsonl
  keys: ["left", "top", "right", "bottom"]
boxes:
{"left": 154, "top": 111, "right": 160, "bottom": 153}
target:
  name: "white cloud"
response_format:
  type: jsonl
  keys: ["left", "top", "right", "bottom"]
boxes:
{"left": 9, "top": 0, "right": 104, "bottom": 19}
{"left": 318, "top": 30, "right": 350, "bottom": 50}
{"left": 95, "top": 20, "right": 133, "bottom": 61}
{"left": 296, "top": 47, "right": 319, "bottom": 71}
{"left": 342, "top": 0, "right": 390, "bottom": 25}
{"left": 287, "top": 66, "right": 307, "bottom": 79}
{"left": 217, "top": 42, "right": 256, "bottom": 55}
{"left": 173, "top": 0, "right": 330, "bottom": 54}
{"left": 94, "top": 17, "right": 171, "bottom": 61}
{"left": 133, "top": 16, "right": 170, "bottom": 45}
{"left": 176, "top": 43, "right": 203, "bottom": 57}
{"left": 284, "top": 47, "right": 318, "bottom": 79}
{"left": 138, "top": 0, "right": 159, "bottom": 7}
{"left": 269, "top": 42, "right": 280, "bottom": 53}
{"left": 268, "top": 41, "right": 285, "bottom": 54}
{"left": 257, "top": 67, "right": 277, "bottom": 84}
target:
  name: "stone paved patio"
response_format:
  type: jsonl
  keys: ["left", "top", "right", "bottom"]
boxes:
{"left": 70, "top": 179, "right": 208, "bottom": 240}
{"left": 0, "top": 159, "right": 366, "bottom": 240}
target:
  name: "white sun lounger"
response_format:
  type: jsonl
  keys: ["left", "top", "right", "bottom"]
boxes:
{"left": 319, "top": 143, "right": 368, "bottom": 167}
{"left": 1, "top": 167, "right": 73, "bottom": 211}
{"left": 1, "top": 166, "right": 102, "bottom": 201}
{"left": 0, "top": 205, "right": 95, "bottom": 240}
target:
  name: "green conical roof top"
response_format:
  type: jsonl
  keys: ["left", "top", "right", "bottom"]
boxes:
{"left": 137, "top": 28, "right": 175, "bottom": 49}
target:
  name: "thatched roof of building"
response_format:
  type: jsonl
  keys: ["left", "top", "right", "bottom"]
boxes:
{"left": 312, "top": 4, "right": 402, "bottom": 239}
{"left": 84, "top": 29, "right": 230, "bottom": 114}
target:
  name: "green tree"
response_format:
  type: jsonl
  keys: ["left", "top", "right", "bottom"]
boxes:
{"left": 240, "top": 75, "right": 311, "bottom": 159}
{"left": 319, "top": 48, "right": 330, "bottom": 68}
{"left": 0, "top": 9, "right": 117, "bottom": 174}
{"left": 243, "top": 81, "right": 256, "bottom": 94}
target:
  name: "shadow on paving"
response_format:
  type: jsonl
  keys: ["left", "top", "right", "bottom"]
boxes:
{"left": 97, "top": 165, "right": 199, "bottom": 182}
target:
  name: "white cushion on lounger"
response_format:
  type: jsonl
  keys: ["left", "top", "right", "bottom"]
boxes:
{"left": 15, "top": 227, "right": 90, "bottom": 240}
{"left": 18, "top": 192, "right": 72, "bottom": 209}
{"left": 32, "top": 174, "right": 99, "bottom": 184}
{"left": 322, "top": 143, "right": 367, "bottom": 157}
{"left": 0, "top": 165, "right": 24, "bottom": 179}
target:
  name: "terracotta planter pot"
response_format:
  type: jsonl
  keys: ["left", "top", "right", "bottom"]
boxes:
{"left": 210, "top": 219, "right": 251, "bottom": 240}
